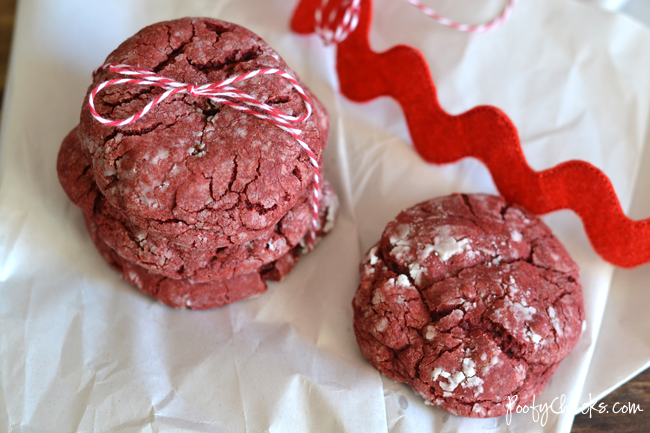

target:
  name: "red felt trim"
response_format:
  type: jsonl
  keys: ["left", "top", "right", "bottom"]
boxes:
{"left": 291, "top": 0, "right": 650, "bottom": 268}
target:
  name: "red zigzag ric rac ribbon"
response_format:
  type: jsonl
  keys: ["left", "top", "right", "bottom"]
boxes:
{"left": 89, "top": 63, "right": 321, "bottom": 249}
{"left": 315, "top": 0, "right": 516, "bottom": 44}
{"left": 292, "top": 0, "right": 650, "bottom": 268}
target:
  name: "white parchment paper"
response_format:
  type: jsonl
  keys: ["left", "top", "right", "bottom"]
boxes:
{"left": 1, "top": 0, "right": 650, "bottom": 432}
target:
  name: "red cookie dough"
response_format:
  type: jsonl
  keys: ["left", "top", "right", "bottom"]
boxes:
{"left": 353, "top": 194, "right": 584, "bottom": 418}
{"left": 78, "top": 17, "right": 329, "bottom": 249}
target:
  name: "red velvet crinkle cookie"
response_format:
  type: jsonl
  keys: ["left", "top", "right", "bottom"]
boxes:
{"left": 78, "top": 17, "right": 329, "bottom": 249}
{"left": 84, "top": 209, "right": 329, "bottom": 310}
{"left": 58, "top": 127, "right": 337, "bottom": 282}
{"left": 85, "top": 215, "right": 267, "bottom": 309}
{"left": 57, "top": 127, "right": 100, "bottom": 216}
{"left": 92, "top": 178, "right": 336, "bottom": 283}
{"left": 59, "top": 126, "right": 338, "bottom": 307}
{"left": 353, "top": 194, "right": 584, "bottom": 418}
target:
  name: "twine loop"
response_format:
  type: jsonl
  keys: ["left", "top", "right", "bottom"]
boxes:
{"left": 89, "top": 63, "right": 321, "bottom": 249}
{"left": 315, "top": 0, "right": 518, "bottom": 45}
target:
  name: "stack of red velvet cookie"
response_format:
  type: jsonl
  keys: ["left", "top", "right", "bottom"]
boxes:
{"left": 57, "top": 18, "right": 337, "bottom": 309}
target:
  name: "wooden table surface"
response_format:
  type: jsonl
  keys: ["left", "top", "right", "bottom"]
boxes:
{"left": 0, "top": 0, "right": 648, "bottom": 431}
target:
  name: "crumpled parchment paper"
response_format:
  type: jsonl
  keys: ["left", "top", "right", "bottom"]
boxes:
{"left": 1, "top": 0, "right": 650, "bottom": 431}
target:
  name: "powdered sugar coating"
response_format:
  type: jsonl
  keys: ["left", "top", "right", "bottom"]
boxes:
{"left": 58, "top": 127, "right": 338, "bottom": 308}
{"left": 78, "top": 18, "right": 329, "bottom": 249}
{"left": 58, "top": 127, "right": 337, "bottom": 282}
{"left": 353, "top": 194, "right": 584, "bottom": 418}
{"left": 85, "top": 215, "right": 267, "bottom": 310}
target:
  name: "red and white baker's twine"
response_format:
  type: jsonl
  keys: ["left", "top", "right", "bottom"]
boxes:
{"left": 315, "top": 0, "right": 362, "bottom": 45}
{"left": 89, "top": 64, "right": 321, "bottom": 249}
{"left": 316, "top": 0, "right": 518, "bottom": 44}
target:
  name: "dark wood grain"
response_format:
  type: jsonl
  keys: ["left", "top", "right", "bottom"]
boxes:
{"left": 0, "top": 0, "right": 646, "bottom": 430}
{"left": 571, "top": 367, "right": 650, "bottom": 432}
{"left": 0, "top": 0, "right": 15, "bottom": 122}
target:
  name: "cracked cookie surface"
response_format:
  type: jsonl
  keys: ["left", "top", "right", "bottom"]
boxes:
{"left": 85, "top": 210, "right": 331, "bottom": 310}
{"left": 58, "top": 126, "right": 338, "bottom": 284}
{"left": 85, "top": 214, "right": 267, "bottom": 310}
{"left": 353, "top": 194, "right": 584, "bottom": 418}
{"left": 78, "top": 17, "right": 328, "bottom": 249}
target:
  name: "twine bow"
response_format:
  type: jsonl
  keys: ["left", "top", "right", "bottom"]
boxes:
{"left": 89, "top": 63, "right": 321, "bottom": 249}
